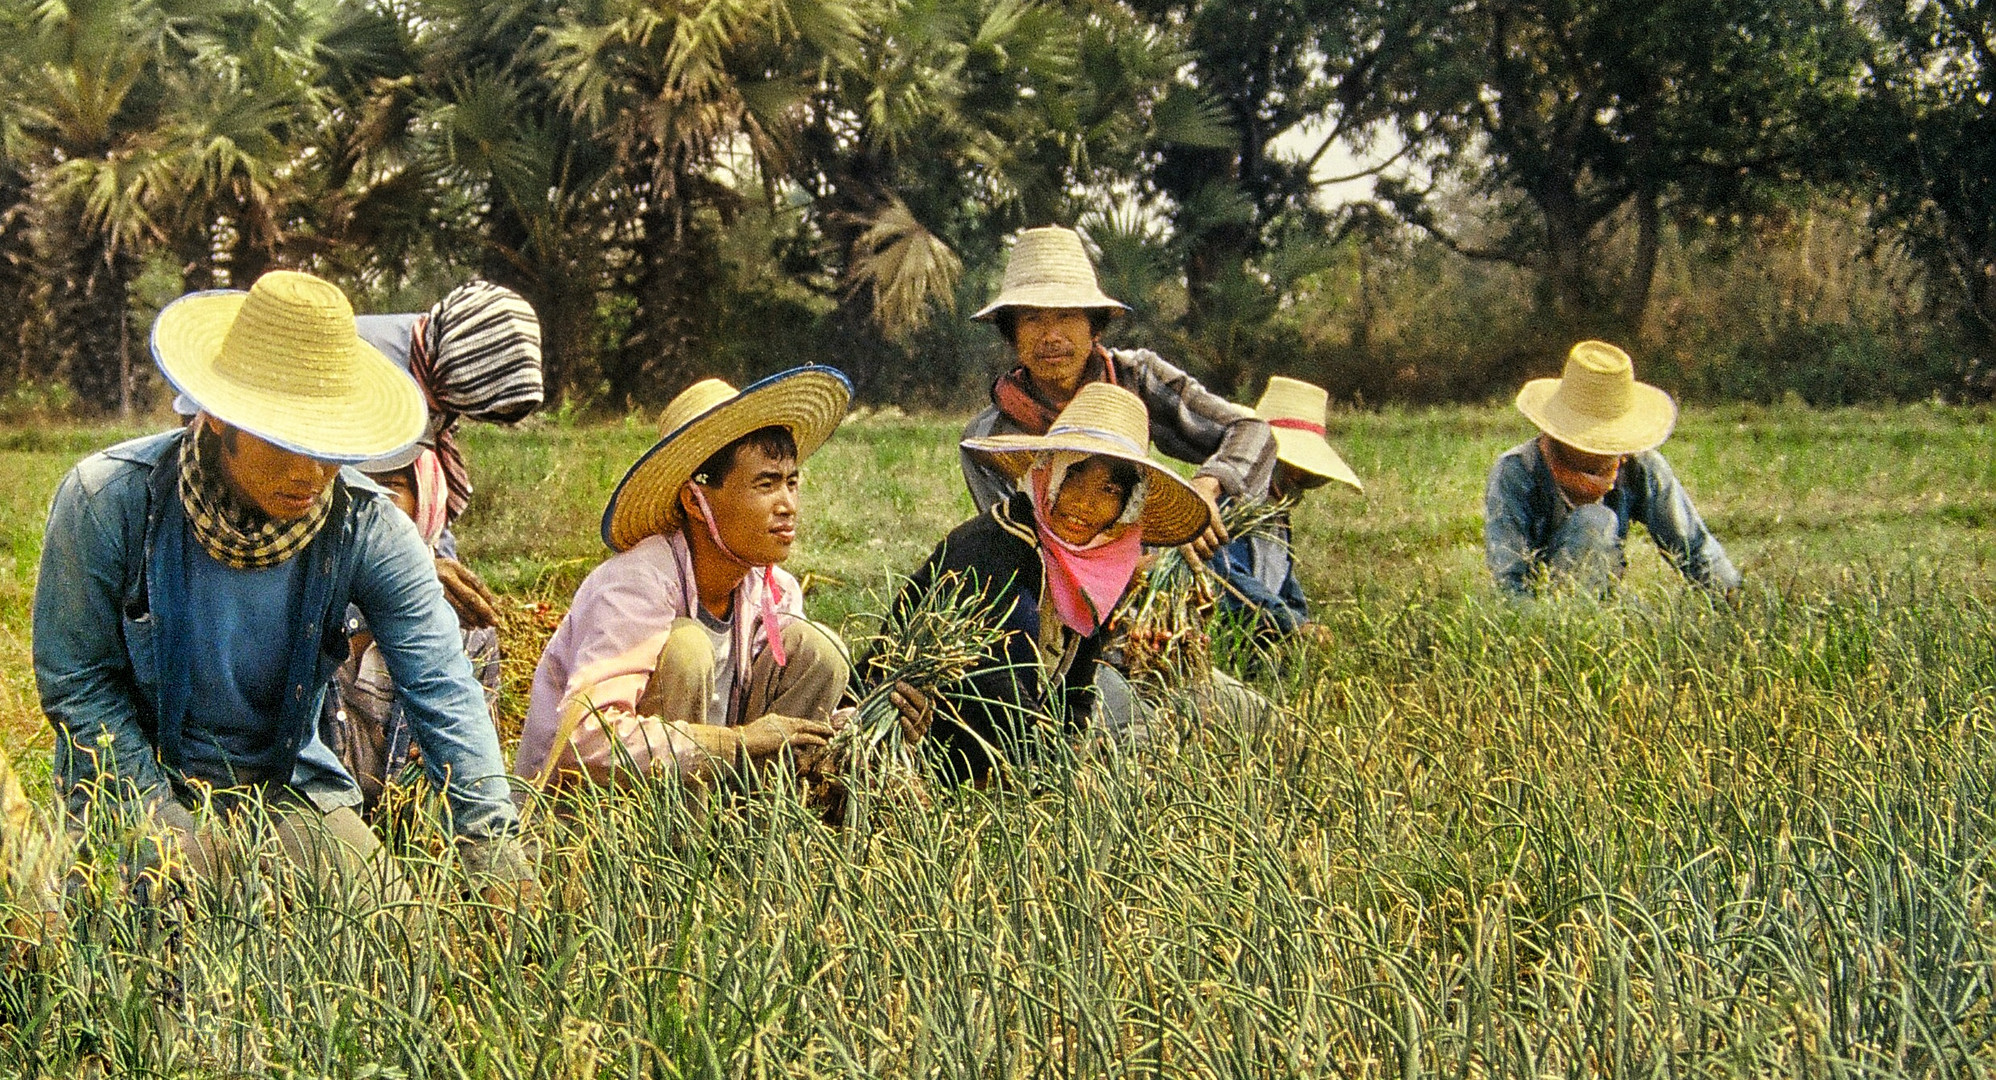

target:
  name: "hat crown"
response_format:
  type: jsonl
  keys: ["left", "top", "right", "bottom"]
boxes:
{"left": 1255, "top": 375, "right": 1328, "bottom": 424}
{"left": 659, "top": 378, "right": 742, "bottom": 436}
{"left": 1001, "top": 227, "right": 1104, "bottom": 295}
{"left": 1046, "top": 383, "right": 1149, "bottom": 453}
{"left": 1553, "top": 340, "right": 1636, "bottom": 419}
{"left": 213, "top": 271, "right": 365, "bottom": 399}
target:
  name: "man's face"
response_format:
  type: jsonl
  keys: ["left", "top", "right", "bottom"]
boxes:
{"left": 1270, "top": 460, "right": 1332, "bottom": 502}
{"left": 207, "top": 417, "right": 340, "bottom": 521}
{"left": 1012, "top": 307, "right": 1097, "bottom": 389}
{"left": 367, "top": 466, "right": 420, "bottom": 522}
{"left": 1547, "top": 439, "right": 1623, "bottom": 479}
{"left": 692, "top": 443, "right": 801, "bottom": 565}
{"left": 1046, "top": 456, "right": 1131, "bottom": 546}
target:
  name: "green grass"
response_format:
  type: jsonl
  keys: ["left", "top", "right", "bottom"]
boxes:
{"left": 4, "top": 403, "right": 1996, "bottom": 1076}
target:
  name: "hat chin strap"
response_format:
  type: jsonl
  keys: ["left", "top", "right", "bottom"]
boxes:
{"left": 686, "top": 483, "right": 788, "bottom": 667}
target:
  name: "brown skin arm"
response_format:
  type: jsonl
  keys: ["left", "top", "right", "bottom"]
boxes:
{"left": 435, "top": 556, "right": 503, "bottom": 629}
{"left": 1180, "top": 475, "right": 1230, "bottom": 560}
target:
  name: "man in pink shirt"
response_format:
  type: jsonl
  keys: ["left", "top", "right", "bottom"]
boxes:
{"left": 516, "top": 369, "right": 856, "bottom": 789}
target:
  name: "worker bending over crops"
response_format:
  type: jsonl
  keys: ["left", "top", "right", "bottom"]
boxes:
{"left": 960, "top": 226, "right": 1275, "bottom": 561}
{"left": 891, "top": 383, "right": 1209, "bottom": 784}
{"left": 519, "top": 369, "right": 917, "bottom": 791}
{"left": 33, "top": 271, "right": 537, "bottom": 909}
{"left": 1206, "top": 376, "right": 1362, "bottom": 646}
{"left": 1485, "top": 341, "right": 1741, "bottom": 597}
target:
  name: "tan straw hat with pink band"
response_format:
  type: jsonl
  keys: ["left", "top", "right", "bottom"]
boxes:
{"left": 972, "top": 226, "right": 1130, "bottom": 321}
{"left": 1515, "top": 340, "right": 1677, "bottom": 455}
{"left": 960, "top": 382, "right": 1208, "bottom": 546}
{"left": 1255, "top": 376, "right": 1361, "bottom": 491}
{"left": 151, "top": 270, "right": 425, "bottom": 463}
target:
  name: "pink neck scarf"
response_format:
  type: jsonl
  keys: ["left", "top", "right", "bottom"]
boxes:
{"left": 685, "top": 484, "right": 788, "bottom": 667}
{"left": 1030, "top": 467, "right": 1142, "bottom": 636}
{"left": 410, "top": 448, "right": 450, "bottom": 549}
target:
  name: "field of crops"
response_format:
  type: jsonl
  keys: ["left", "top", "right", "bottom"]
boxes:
{"left": 3, "top": 404, "right": 1995, "bottom": 1077}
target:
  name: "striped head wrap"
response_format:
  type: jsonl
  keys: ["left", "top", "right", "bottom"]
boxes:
{"left": 409, "top": 281, "right": 544, "bottom": 520}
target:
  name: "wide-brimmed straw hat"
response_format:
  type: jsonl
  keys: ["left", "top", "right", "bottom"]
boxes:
{"left": 152, "top": 270, "right": 425, "bottom": 463}
{"left": 1515, "top": 341, "right": 1677, "bottom": 456}
{"left": 971, "top": 226, "right": 1130, "bottom": 322}
{"left": 601, "top": 367, "right": 852, "bottom": 552}
{"left": 961, "top": 383, "right": 1209, "bottom": 546}
{"left": 1255, "top": 376, "right": 1362, "bottom": 491}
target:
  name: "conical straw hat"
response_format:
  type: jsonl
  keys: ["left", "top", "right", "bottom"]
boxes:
{"left": 971, "top": 226, "right": 1130, "bottom": 321}
{"left": 960, "top": 383, "right": 1209, "bottom": 546}
{"left": 1515, "top": 341, "right": 1676, "bottom": 455}
{"left": 602, "top": 366, "right": 852, "bottom": 552}
{"left": 151, "top": 270, "right": 425, "bottom": 463}
{"left": 1254, "top": 376, "right": 1361, "bottom": 491}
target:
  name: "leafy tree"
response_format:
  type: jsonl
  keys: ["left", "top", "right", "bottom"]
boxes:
{"left": 1378, "top": 0, "right": 1864, "bottom": 345}
{"left": 1853, "top": 0, "right": 1996, "bottom": 388}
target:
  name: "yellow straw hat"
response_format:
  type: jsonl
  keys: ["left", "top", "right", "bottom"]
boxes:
{"left": 960, "top": 383, "right": 1209, "bottom": 546}
{"left": 971, "top": 226, "right": 1130, "bottom": 321}
{"left": 1515, "top": 341, "right": 1677, "bottom": 455}
{"left": 1254, "top": 376, "right": 1361, "bottom": 491}
{"left": 151, "top": 270, "right": 426, "bottom": 463}
{"left": 601, "top": 366, "right": 852, "bottom": 552}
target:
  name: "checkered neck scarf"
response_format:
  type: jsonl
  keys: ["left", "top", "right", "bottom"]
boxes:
{"left": 177, "top": 424, "right": 335, "bottom": 570}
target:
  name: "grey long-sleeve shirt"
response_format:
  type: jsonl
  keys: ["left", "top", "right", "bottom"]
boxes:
{"left": 960, "top": 347, "right": 1276, "bottom": 512}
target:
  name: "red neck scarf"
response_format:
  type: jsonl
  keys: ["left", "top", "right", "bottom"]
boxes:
{"left": 991, "top": 345, "right": 1117, "bottom": 435}
{"left": 1029, "top": 466, "right": 1141, "bottom": 636}
{"left": 1538, "top": 434, "right": 1620, "bottom": 505}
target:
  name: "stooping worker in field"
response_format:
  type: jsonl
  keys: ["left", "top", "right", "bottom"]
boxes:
{"left": 1206, "top": 376, "right": 1363, "bottom": 646}
{"left": 894, "top": 382, "right": 1209, "bottom": 785}
{"left": 320, "top": 435, "right": 506, "bottom": 816}
{"left": 516, "top": 369, "right": 867, "bottom": 791}
{"left": 960, "top": 226, "right": 1275, "bottom": 560}
{"left": 1484, "top": 340, "right": 1741, "bottom": 597}
{"left": 173, "top": 279, "right": 543, "bottom": 630}
{"left": 32, "top": 270, "right": 538, "bottom": 908}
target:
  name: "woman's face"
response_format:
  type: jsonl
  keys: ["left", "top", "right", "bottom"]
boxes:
{"left": 1046, "top": 456, "right": 1131, "bottom": 546}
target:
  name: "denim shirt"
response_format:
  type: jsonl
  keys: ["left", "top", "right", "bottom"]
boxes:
{"left": 32, "top": 430, "right": 520, "bottom": 846}
{"left": 1207, "top": 512, "right": 1309, "bottom": 634}
{"left": 1483, "top": 438, "right": 1742, "bottom": 597}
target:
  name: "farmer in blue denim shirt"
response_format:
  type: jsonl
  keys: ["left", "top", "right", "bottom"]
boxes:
{"left": 32, "top": 271, "right": 537, "bottom": 909}
{"left": 1485, "top": 341, "right": 1740, "bottom": 597}
{"left": 1208, "top": 377, "right": 1362, "bottom": 644}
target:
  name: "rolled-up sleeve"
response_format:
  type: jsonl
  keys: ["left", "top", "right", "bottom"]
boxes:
{"left": 1483, "top": 454, "right": 1541, "bottom": 597}
{"left": 1119, "top": 350, "right": 1275, "bottom": 499}
{"left": 348, "top": 504, "right": 520, "bottom": 841}
{"left": 1636, "top": 453, "right": 1741, "bottom": 591}
{"left": 33, "top": 465, "right": 173, "bottom": 823}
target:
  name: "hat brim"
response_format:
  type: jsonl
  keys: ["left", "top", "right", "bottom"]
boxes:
{"left": 602, "top": 366, "right": 853, "bottom": 552}
{"left": 1272, "top": 429, "right": 1362, "bottom": 491}
{"left": 152, "top": 290, "right": 425, "bottom": 464}
{"left": 1515, "top": 378, "right": 1677, "bottom": 456}
{"left": 960, "top": 433, "right": 1209, "bottom": 547}
{"left": 971, "top": 287, "right": 1130, "bottom": 322}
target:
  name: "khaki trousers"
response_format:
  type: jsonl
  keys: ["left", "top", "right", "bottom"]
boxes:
{"left": 637, "top": 618, "right": 850, "bottom": 728}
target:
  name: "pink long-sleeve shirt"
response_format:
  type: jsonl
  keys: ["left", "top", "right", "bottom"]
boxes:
{"left": 515, "top": 531, "right": 803, "bottom": 785}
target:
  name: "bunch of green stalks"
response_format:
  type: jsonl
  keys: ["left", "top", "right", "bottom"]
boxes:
{"left": 804, "top": 574, "right": 1017, "bottom": 822}
{"left": 1118, "top": 497, "right": 1293, "bottom": 686}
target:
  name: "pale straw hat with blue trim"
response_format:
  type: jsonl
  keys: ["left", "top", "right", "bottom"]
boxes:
{"left": 151, "top": 270, "right": 425, "bottom": 463}
{"left": 602, "top": 366, "right": 853, "bottom": 552}
{"left": 1516, "top": 340, "right": 1677, "bottom": 456}
{"left": 960, "top": 382, "right": 1208, "bottom": 546}
{"left": 972, "top": 226, "right": 1130, "bottom": 321}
